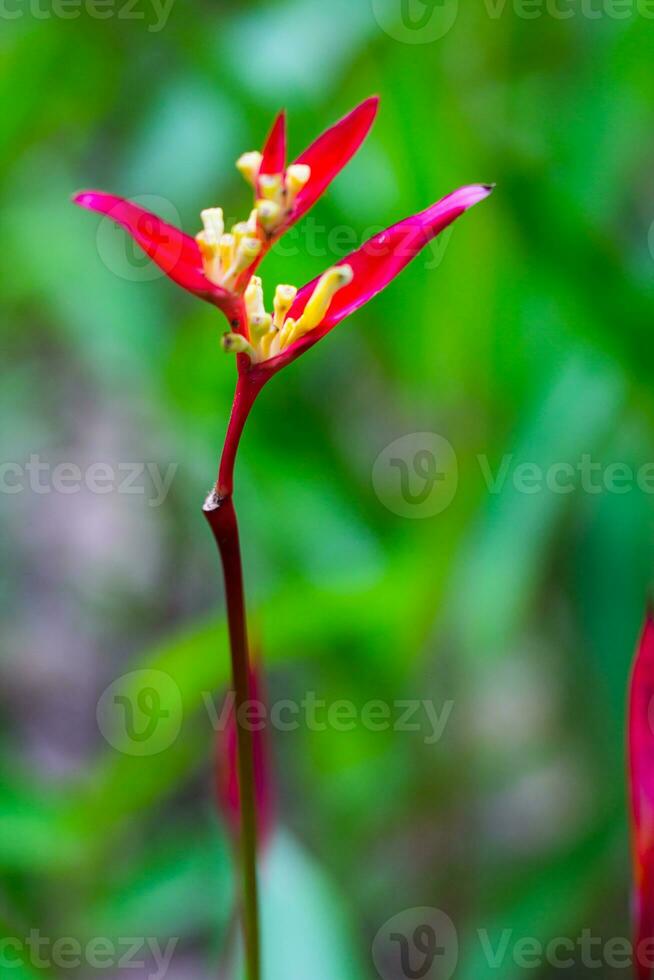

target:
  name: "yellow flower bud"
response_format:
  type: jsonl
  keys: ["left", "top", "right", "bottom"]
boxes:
{"left": 222, "top": 333, "right": 256, "bottom": 361}
{"left": 273, "top": 284, "right": 297, "bottom": 328}
{"left": 236, "top": 151, "right": 263, "bottom": 186}
{"left": 294, "top": 265, "right": 353, "bottom": 338}
{"left": 259, "top": 173, "right": 283, "bottom": 201}
{"left": 256, "top": 199, "right": 282, "bottom": 232}
{"left": 285, "top": 164, "right": 311, "bottom": 203}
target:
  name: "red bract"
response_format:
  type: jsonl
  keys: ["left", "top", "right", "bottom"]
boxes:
{"left": 259, "top": 110, "right": 287, "bottom": 180}
{"left": 73, "top": 191, "right": 236, "bottom": 311}
{"left": 258, "top": 183, "right": 494, "bottom": 376}
{"left": 251, "top": 98, "right": 379, "bottom": 243}
{"left": 287, "top": 96, "right": 379, "bottom": 232}
{"left": 629, "top": 612, "right": 654, "bottom": 980}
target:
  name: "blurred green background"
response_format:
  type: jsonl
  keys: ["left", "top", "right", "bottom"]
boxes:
{"left": 2, "top": 0, "right": 654, "bottom": 976}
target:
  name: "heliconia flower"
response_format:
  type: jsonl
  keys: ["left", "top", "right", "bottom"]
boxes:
{"left": 628, "top": 611, "right": 654, "bottom": 980}
{"left": 74, "top": 98, "right": 493, "bottom": 440}
{"left": 73, "top": 97, "right": 379, "bottom": 312}
{"left": 216, "top": 664, "right": 275, "bottom": 852}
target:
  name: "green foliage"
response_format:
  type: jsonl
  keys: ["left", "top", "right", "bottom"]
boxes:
{"left": 2, "top": 0, "right": 653, "bottom": 976}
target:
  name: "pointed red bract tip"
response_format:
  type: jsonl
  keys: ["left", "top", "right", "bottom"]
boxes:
{"left": 260, "top": 110, "right": 287, "bottom": 176}
{"left": 629, "top": 612, "right": 654, "bottom": 979}
{"left": 73, "top": 191, "right": 99, "bottom": 209}
{"left": 442, "top": 183, "right": 495, "bottom": 210}
{"left": 72, "top": 190, "right": 225, "bottom": 303}
{"left": 290, "top": 95, "right": 380, "bottom": 224}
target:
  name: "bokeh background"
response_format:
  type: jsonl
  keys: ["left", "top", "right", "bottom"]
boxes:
{"left": 3, "top": 0, "right": 654, "bottom": 977}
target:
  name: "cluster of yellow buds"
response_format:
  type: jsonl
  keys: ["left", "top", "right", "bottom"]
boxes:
{"left": 197, "top": 147, "right": 350, "bottom": 364}
{"left": 196, "top": 207, "right": 262, "bottom": 291}
{"left": 195, "top": 151, "right": 312, "bottom": 289}
{"left": 236, "top": 151, "right": 311, "bottom": 235}
{"left": 222, "top": 265, "right": 354, "bottom": 364}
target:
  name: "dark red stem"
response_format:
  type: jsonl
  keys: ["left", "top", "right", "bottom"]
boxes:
{"left": 204, "top": 362, "right": 267, "bottom": 980}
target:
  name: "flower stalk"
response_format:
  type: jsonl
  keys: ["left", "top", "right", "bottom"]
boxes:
{"left": 73, "top": 94, "right": 493, "bottom": 980}
{"left": 204, "top": 492, "right": 260, "bottom": 980}
{"left": 204, "top": 328, "right": 267, "bottom": 979}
